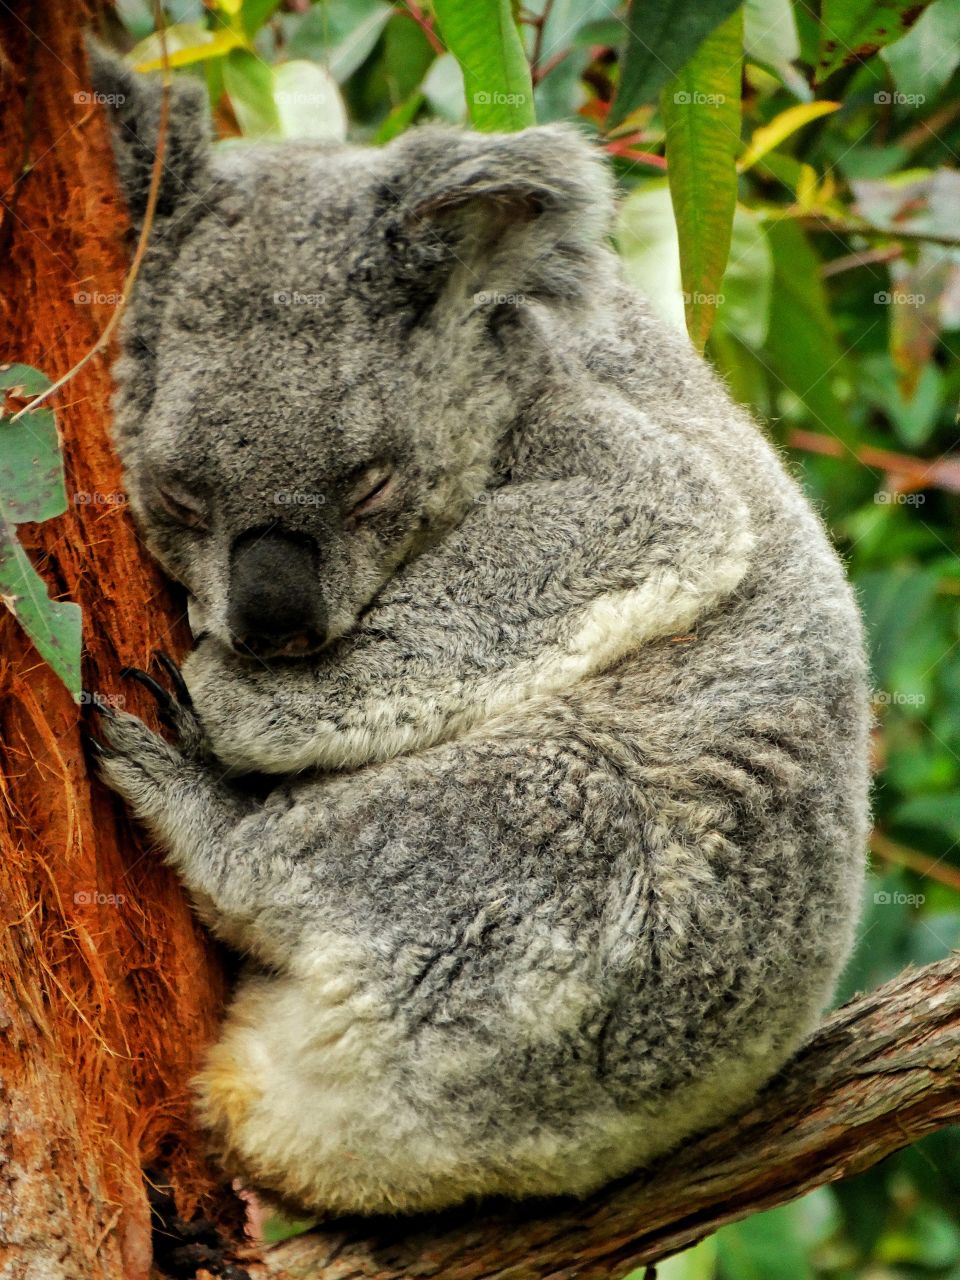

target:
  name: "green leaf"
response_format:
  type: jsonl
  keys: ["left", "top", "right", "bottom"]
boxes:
{"left": 858, "top": 354, "right": 944, "bottom": 448}
{"left": 260, "top": 1211, "right": 318, "bottom": 1244}
{"left": 743, "top": 0, "right": 799, "bottom": 70}
{"left": 0, "top": 365, "right": 80, "bottom": 698}
{"left": 241, "top": 0, "right": 281, "bottom": 38}
{"left": 608, "top": 0, "right": 744, "bottom": 126}
{"left": 433, "top": 0, "right": 536, "bottom": 131}
{"left": 661, "top": 8, "right": 743, "bottom": 350}
{"left": 881, "top": 0, "right": 960, "bottom": 102}
{"left": 815, "top": 0, "right": 937, "bottom": 82}
{"left": 714, "top": 206, "right": 773, "bottom": 349}
{"left": 0, "top": 366, "right": 66, "bottom": 524}
{"left": 894, "top": 793, "right": 960, "bottom": 843}
{"left": 856, "top": 565, "right": 942, "bottom": 692}
{"left": 286, "top": 0, "right": 395, "bottom": 84}
{"left": 273, "top": 61, "right": 347, "bottom": 140}
{"left": 764, "top": 218, "right": 855, "bottom": 441}
{"left": 528, "top": 0, "right": 614, "bottom": 123}
{"left": 615, "top": 181, "right": 686, "bottom": 332}
{"left": 421, "top": 53, "right": 467, "bottom": 124}
{"left": 0, "top": 531, "right": 82, "bottom": 698}
{"left": 373, "top": 89, "right": 426, "bottom": 143}
{"left": 224, "top": 47, "right": 280, "bottom": 135}
{"left": 382, "top": 12, "right": 436, "bottom": 102}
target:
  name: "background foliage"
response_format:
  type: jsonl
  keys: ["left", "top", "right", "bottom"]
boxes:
{"left": 8, "top": 0, "right": 959, "bottom": 1272}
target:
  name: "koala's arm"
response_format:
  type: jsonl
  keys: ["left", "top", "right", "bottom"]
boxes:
{"left": 184, "top": 413, "right": 755, "bottom": 775}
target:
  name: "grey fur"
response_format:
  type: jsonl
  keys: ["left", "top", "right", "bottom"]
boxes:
{"left": 89, "top": 45, "right": 870, "bottom": 1216}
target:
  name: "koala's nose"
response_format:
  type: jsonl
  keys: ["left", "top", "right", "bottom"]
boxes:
{"left": 228, "top": 528, "right": 327, "bottom": 658}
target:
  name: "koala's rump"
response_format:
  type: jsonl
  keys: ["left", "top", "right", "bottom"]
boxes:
{"left": 196, "top": 598, "right": 867, "bottom": 1214}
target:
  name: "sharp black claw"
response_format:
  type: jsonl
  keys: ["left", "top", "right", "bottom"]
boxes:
{"left": 84, "top": 731, "right": 107, "bottom": 757}
{"left": 120, "top": 665, "right": 175, "bottom": 712}
{"left": 82, "top": 690, "right": 116, "bottom": 718}
{"left": 154, "top": 650, "right": 193, "bottom": 707}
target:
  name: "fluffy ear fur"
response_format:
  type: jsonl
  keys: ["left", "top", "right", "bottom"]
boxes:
{"left": 86, "top": 38, "right": 212, "bottom": 227}
{"left": 368, "top": 124, "right": 616, "bottom": 314}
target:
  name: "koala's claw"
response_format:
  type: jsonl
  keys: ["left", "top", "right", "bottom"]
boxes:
{"left": 117, "top": 657, "right": 209, "bottom": 762}
{"left": 83, "top": 729, "right": 108, "bottom": 757}
{"left": 155, "top": 650, "right": 193, "bottom": 707}
{"left": 120, "top": 665, "right": 178, "bottom": 726}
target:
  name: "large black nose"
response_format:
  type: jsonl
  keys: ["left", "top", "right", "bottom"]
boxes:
{"left": 228, "top": 528, "right": 327, "bottom": 658}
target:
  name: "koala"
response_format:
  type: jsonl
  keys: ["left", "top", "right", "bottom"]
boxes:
{"left": 88, "top": 46, "right": 870, "bottom": 1217}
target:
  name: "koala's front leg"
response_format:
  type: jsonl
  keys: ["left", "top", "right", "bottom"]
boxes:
{"left": 89, "top": 659, "right": 283, "bottom": 956}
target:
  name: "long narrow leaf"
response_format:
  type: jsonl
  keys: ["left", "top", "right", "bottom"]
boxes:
{"left": 661, "top": 9, "right": 743, "bottom": 350}
{"left": 433, "top": 0, "right": 535, "bottom": 131}
{"left": 609, "top": 0, "right": 743, "bottom": 127}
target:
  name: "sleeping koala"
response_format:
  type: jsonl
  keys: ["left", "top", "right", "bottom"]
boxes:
{"left": 89, "top": 47, "right": 870, "bottom": 1216}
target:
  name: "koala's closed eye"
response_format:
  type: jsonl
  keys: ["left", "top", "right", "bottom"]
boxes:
{"left": 347, "top": 468, "right": 397, "bottom": 522}
{"left": 153, "top": 483, "right": 209, "bottom": 531}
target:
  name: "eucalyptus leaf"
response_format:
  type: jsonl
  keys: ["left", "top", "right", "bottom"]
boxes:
{"left": 661, "top": 9, "right": 743, "bottom": 350}
{"left": 286, "top": 0, "right": 393, "bottom": 84}
{"left": 273, "top": 61, "right": 347, "bottom": 140}
{"left": 608, "top": 0, "right": 744, "bottom": 125}
{"left": 816, "top": 0, "right": 937, "bottom": 81}
{"left": 0, "top": 365, "right": 80, "bottom": 697}
{"left": 433, "top": 0, "right": 535, "bottom": 130}
{"left": 224, "top": 47, "right": 280, "bottom": 135}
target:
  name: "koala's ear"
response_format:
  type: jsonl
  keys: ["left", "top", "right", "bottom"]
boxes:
{"left": 378, "top": 124, "right": 615, "bottom": 308}
{"left": 86, "top": 38, "right": 212, "bottom": 227}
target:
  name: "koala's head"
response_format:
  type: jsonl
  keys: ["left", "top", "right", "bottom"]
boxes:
{"left": 90, "top": 45, "right": 615, "bottom": 660}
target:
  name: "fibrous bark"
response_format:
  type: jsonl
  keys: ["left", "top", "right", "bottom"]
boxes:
{"left": 0, "top": 7, "right": 229, "bottom": 1279}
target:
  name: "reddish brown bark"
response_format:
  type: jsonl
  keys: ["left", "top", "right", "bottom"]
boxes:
{"left": 0, "top": 6, "right": 229, "bottom": 1278}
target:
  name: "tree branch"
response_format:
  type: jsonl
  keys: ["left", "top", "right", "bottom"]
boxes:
{"left": 242, "top": 954, "right": 960, "bottom": 1280}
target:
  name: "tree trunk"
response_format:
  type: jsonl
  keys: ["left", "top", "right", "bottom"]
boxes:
{"left": 0, "top": 6, "right": 230, "bottom": 1278}
{"left": 2, "top": 8, "right": 959, "bottom": 1280}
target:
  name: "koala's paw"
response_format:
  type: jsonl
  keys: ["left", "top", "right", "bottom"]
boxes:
{"left": 120, "top": 651, "right": 210, "bottom": 761}
{"left": 86, "top": 653, "right": 212, "bottom": 815}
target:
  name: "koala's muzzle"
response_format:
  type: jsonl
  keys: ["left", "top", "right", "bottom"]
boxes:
{"left": 228, "top": 528, "right": 327, "bottom": 658}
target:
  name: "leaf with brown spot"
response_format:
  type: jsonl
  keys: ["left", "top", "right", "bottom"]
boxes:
{"left": 815, "top": 0, "right": 936, "bottom": 80}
